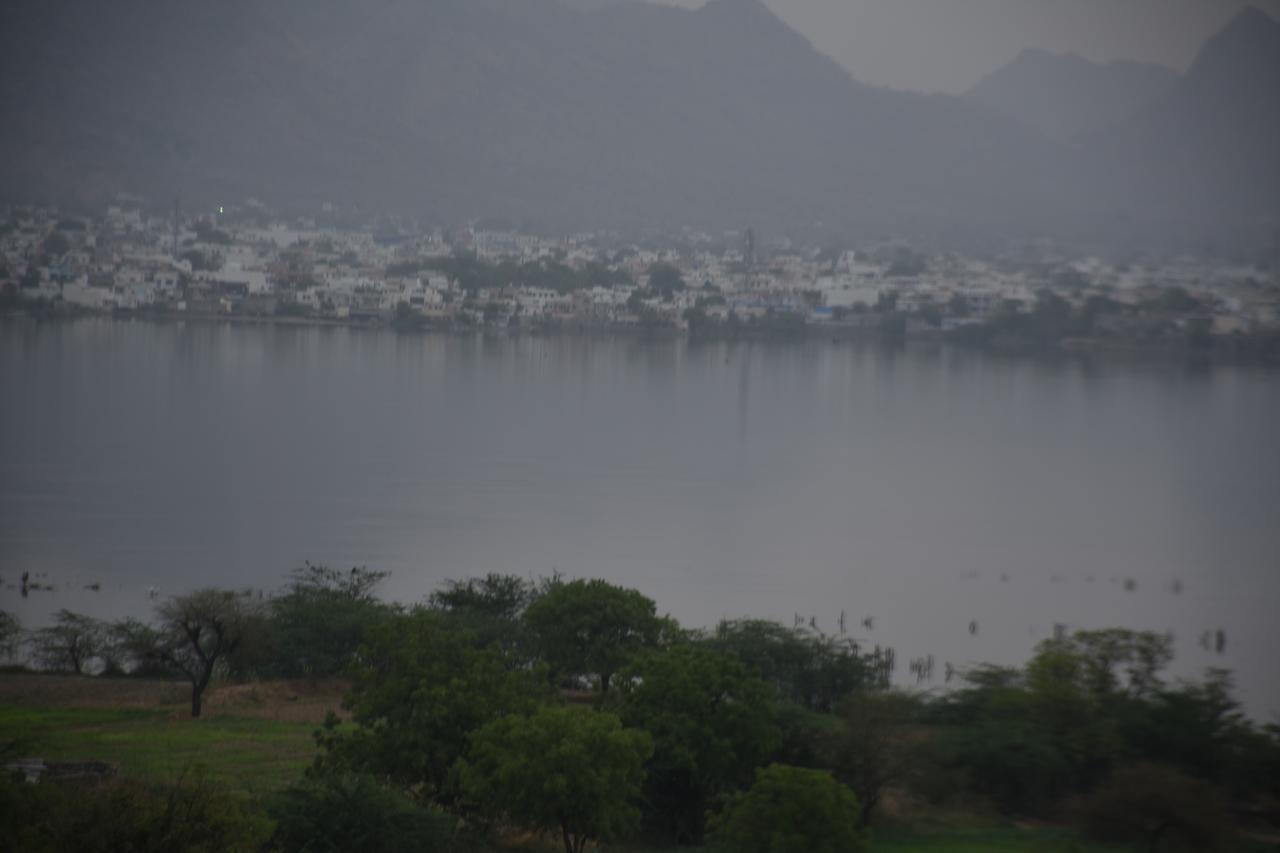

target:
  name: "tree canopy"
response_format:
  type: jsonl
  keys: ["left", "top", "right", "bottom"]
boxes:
{"left": 616, "top": 644, "right": 780, "bottom": 841}
{"left": 315, "top": 608, "right": 548, "bottom": 799}
{"left": 523, "top": 579, "right": 663, "bottom": 694}
{"left": 458, "top": 707, "right": 652, "bottom": 853}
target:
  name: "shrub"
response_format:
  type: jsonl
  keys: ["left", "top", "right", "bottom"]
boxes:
{"left": 0, "top": 774, "right": 270, "bottom": 853}
{"left": 707, "top": 764, "right": 867, "bottom": 853}
{"left": 1072, "top": 763, "right": 1233, "bottom": 852}
{"left": 268, "top": 773, "right": 454, "bottom": 853}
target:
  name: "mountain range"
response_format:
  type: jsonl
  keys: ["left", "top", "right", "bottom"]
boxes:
{"left": 967, "top": 50, "right": 1179, "bottom": 143}
{"left": 0, "top": 0, "right": 1275, "bottom": 254}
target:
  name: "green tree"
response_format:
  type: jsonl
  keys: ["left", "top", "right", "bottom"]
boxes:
{"left": 315, "top": 608, "right": 548, "bottom": 800}
{"left": 523, "top": 578, "right": 662, "bottom": 694}
{"left": 269, "top": 773, "right": 453, "bottom": 853}
{"left": 699, "top": 618, "right": 890, "bottom": 712}
{"left": 0, "top": 610, "right": 22, "bottom": 660}
{"left": 616, "top": 644, "right": 780, "bottom": 842}
{"left": 458, "top": 707, "right": 652, "bottom": 853}
{"left": 707, "top": 764, "right": 867, "bottom": 853}
{"left": 265, "top": 563, "right": 393, "bottom": 678}
{"left": 647, "top": 263, "right": 687, "bottom": 299}
{"left": 429, "top": 573, "right": 537, "bottom": 655}
{"left": 430, "top": 573, "right": 535, "bottom": 621}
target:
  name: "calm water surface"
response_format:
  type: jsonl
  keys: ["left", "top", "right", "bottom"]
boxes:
{"left": 2, "top": 319, "right": 1277, "bottom": 716}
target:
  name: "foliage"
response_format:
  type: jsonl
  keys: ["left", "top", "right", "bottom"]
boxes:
{"left": 647, "top": 263, "right": 687, "bottom": 299}
{"left": 828, "top": 690, "right": 923, "bottom": 826}
{"left": 0, "top": 773, "right": 271, "bottom": 853}
{"left": 458, "top": 707, "right": 652, "bottom": 853}
{"left": 523, "top": 579, "right": 663, "bottom": 694}
{"left": 428, "top": 572, "right": 537, "bottom": 655}
{"left": 261, "top": 563, "right": 393, "bottom": 678}
{"left": 0, "top": 610, "right": 22, "bottom": 660}
{"left": 1040, "top": 628, "right": 1174, "bottom": 701}
{"left": 1072, "top": 763, "right": 1232, "bottom": 852}
{"left": 698, "top": 618, "right": 890, "bottom": 712}
{"left": 180, "top": 248, "right": 223, "bottom": 272}
{"left": 419, "top": 254, "right": 631, "bottom": 295}
{"left": 28, "top": 609, "right": 107, "bottom": 674}
{"left": 707, "top": 764, "right": 867, "bottom": 853}
{"left": 40, "top": 230, "right": 71, "bottom": 258}
{"left": 616, "top": 644, "right": 780, "bottom": 842}
{"left": 314, "top": 608, "right": 548, "bottom": 800}
{"left": 268, "top": 773, "right": 454, "bottom": 853}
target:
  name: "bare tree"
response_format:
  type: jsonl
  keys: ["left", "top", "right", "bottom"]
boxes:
{"left": 119, "top": 589, "right": 258, "bottom": 717}
{"left": 28, "top": 610, "right": 105, "bottom": 674}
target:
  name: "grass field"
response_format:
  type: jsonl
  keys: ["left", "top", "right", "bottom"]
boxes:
{"left": 0, "top": 673, "right": 341, "bottom": 792}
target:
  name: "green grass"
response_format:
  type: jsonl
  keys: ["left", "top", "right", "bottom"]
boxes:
{"left": 0, "top": 704, "right": 323, "bottom": 793}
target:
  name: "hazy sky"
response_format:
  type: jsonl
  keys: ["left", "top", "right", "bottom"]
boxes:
{"left": 660, "top": 0, "right": 1280, "bottom": 93}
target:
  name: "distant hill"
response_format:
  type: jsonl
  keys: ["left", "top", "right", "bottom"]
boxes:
{"left": 0, "top": 0, "right": 1275, "bottom": 254}
{"left": 967, "top": 50, "right": 1177, "bottom": 142}
{"left": 1091, "top": 5, "right": 1280, "bottom": 227}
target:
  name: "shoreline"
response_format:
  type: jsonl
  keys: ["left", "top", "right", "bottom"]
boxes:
{"left": 3, "top": 306, "right": 1277, "bottom": 367}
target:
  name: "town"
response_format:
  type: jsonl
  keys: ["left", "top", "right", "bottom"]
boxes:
{"left": 3, "top": 198, "right": 1278, "bottom": 357}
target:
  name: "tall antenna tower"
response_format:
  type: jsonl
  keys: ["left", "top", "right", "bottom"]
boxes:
{"left": 743, "top": 227, "right": 756, "bottom": 290}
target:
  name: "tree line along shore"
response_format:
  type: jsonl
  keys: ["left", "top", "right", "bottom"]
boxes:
{"left": 2, "top": 567, "right": 1278, "bottom": 852}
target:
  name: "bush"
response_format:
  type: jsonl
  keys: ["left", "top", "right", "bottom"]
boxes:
{"left": 1072, "top": 763, "right": 1233, "bottom": 852}
{"left": 0, "top": 774, "right": 270, "bottom": 853}
{"left": 707, "top": 764, "right": 867, "bottom": 853}
{"left": 268, "top": 773, "right": 454, "bottom": 853}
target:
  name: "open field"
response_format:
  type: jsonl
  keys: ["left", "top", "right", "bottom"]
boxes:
{"left": 0, "top": 673, "right": 345, "bottom": 792}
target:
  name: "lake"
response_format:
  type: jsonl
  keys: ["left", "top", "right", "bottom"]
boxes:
{"left": 2, "top": 318, "right": 1277, "bottom": 717}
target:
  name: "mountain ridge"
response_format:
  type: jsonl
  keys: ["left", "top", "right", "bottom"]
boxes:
{"left": 0, "top": 0, "right": 1273, "bottom": 254}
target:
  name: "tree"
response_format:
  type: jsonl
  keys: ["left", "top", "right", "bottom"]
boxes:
{"left": 315, "top": 608, "right": 548, "bottom": 800}
{"left": 523, "top": 579, "right": 662, "bottom": 694}
{"left": 429, "top": 573, "right": 537, "bottom": 655}
{"left": 430, "top": 573, "right": 534, "bottom": 622}
{"left": 707, "top": 764, "right": 867, "bottom": 853}
{"left": 40, "top": 231, "right": 71, "bottom": 258}
{"left": 0, "top": 610, "right": 21, "bottom": 660}
{"left": 119, "top": 589, "right": 259, "bottom": 717}
{"left": 829, "top": 691, "right": 922, "bottom": 826}
{"left": 458, "top": 707, "right": 652, "bottom": 853}
{"left": 265, "top": 563, "right": 393, "bottom": 678}
{"left": 28, "top": 610, "right": 105, "bottom": 674}
{"left": 269, "top": 774, "right": 453, "bottom": 853}
{"left": 699, "top": 619, "right": 890, "bottom": 712}
{"left": 646, "top": 263, "right": 686, "bottom": 299}
{"left": 616, "top": 645, "right": 780, "bottom": 842}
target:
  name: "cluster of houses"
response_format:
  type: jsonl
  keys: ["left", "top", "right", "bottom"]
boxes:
{"left": 3, "top": 202, "right": 1278, "bottom": 341}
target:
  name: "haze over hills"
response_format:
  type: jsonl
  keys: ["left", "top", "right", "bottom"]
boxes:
{"left": 1091, "top": 5, "right": 1280, "bottom": 229}
{"left": 0, "top": 0, "right": 1275, "bottom": 254}
{"left": 967, "top": 50, "right": 1178, "bottom": 143}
